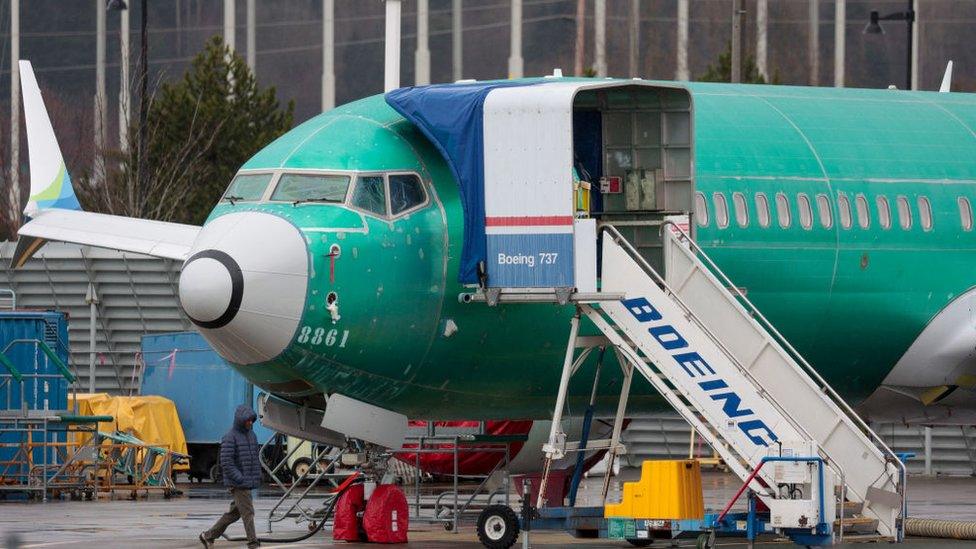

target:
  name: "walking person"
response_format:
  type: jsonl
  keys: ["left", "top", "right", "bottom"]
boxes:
{"left": 200, "top": 405, "right": 262, "bottom": 548}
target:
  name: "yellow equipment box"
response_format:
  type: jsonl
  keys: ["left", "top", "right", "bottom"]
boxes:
{"left": 604, "top": 460, "right": 704, "bottom": 520}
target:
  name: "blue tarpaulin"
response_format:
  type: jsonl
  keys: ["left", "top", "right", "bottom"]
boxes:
{"left": 385, "top": 80, "right": 544, "bottom": 284}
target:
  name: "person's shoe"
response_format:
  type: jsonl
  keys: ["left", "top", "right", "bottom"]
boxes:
{"left": 198, "top": 532, "right": 213, "bottom": 548}
{"left": 246, "top": 543, "right": 261, "bottom": 549}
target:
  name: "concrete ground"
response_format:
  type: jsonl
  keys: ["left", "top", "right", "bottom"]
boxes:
{"left": 0, "top": 472, "right": 973, "bottom": 548}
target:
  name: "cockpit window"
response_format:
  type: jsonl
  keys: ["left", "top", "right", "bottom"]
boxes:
{"left": 271, "top": 173, "right": 350, "bottom": 203}
{"left": 351, "top": 175, "right": 387, "bottom": 215}
{"left": 224, "top": 172, "right": 273, "bottom": 201}
{"left": 389, "top": 174, "right": 426, "bottom": 215}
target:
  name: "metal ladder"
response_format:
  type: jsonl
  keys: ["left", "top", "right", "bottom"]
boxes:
{"left": 577, "top": 224, "right": 905, "bottom": 540}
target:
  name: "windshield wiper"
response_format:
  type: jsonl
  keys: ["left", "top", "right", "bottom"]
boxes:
{"left": 292, "top": 198, "right": 337, "bottom": 206}
{"left": 222, "top": 195, "right": 244, "bottom": 205}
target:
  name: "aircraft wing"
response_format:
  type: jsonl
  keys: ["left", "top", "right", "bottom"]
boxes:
{"left": 12, "top": 209, "right": 200, "bottom": 268}
{"left": 12, "top": 60, "right": 200, "bottom": 268}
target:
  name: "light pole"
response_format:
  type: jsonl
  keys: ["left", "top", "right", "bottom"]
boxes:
{"left": 593, "top": 0, "right": 605, "bottom": 77}
{"left": 508, "top": 0, "right": 522, "bottom": 79}
{"left": 731, "top": 0, "right": 743, "bottom": 83}
{"left": 95, "top": 0, "right": 107, "bottom": 185}
{"left": 863, "top": 0, "right": 915, "bottom": 90}
{"left": 10, "top": 0, "right": 19, "bottom": 225}
{"left": 107, "top": 1, "right": 128, "bottom": 151}
{"left": 137, "top": 0, "right": 148, "bottom": 215}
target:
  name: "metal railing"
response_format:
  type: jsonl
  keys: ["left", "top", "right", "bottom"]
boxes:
{"left": 399, "top": 434, "right": 512, "bottom": 532}
{"left": 0, "top": 288, "right": 16, "bottom": 310}
{"left": 596, "top": 224, "right": 853, "bottom": 539}
{"left": 659, "top": 220, "right": 906, "bottom": 535}
{"left": 0, "top": 338, "right": 78, "bottom": 417}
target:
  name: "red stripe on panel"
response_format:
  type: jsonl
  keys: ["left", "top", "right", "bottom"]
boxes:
{"left": 484, "top": 215, "right": 575, "bottom": 227}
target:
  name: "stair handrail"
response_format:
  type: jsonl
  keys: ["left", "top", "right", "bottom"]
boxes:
{"left": 659, "top": 221, "right": 906, "bottom": 483}
{"left": 597, "top": 224, "right": 848, "bottom": 504}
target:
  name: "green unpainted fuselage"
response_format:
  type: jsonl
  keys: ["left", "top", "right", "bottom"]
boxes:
{"left": 209, "top": 80, "right": 976, "bottom": 420}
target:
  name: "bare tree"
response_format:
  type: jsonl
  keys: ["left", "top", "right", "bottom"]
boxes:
{"left": 78, "top": 79, "right": 224, "bottom": 222}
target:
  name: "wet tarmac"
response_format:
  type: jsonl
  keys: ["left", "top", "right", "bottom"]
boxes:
{"left": 0, "top": 471, "right": 973, "bottom": 548}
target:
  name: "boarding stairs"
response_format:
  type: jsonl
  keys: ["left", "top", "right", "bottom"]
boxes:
{"left": 576, "top": 224, "right": 905, "bottom": 541}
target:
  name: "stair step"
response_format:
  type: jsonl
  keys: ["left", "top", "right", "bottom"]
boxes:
{"left": 834, "top": 517, "right": 880, "bottom": 535}
{"left": 836, "top": 534, "right": 895, "bottom": 543}
{"left": 836, "top": 500, "right": 864, "bottom": 517}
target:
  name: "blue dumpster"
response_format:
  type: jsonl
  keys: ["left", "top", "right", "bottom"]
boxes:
{"left": 0, "top": 311, "right": 73, "bottom": 485}
{"left": 0, "top": 311, "right": 71, "bottom": 414}
{"left": 141, "top": 331, "right": 272, "bottom": 481}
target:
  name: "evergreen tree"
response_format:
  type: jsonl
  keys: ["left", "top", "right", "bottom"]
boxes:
{"left": 698, "top": 44, "right": 773, "bottom": 84}
{"left": 84, "top": 36, "right": 294, "bottom": 223}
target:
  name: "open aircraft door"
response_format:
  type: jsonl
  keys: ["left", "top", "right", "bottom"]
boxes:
{"left": 387, "top": 78, "right": 696, "bottom": 300}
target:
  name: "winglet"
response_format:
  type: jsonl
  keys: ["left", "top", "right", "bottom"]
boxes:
{"left": 939, "top": 61, "right": 954, "bottom": 93}
{"left": 18, "top": 60, "right": 81, "bottom": 217}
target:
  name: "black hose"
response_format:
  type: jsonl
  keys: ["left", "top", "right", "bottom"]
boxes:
{"left": 221, "top": 478, "right": 362, "bottom": 544}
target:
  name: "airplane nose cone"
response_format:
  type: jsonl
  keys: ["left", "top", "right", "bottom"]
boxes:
{"left": 179, "top": 212, "right": 309, "bottom": 365}
{"left": 179, "top": 251, "right": 242, "bottom": 328}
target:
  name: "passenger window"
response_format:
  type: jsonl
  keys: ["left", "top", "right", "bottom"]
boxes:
{"left": 271, "top": 173, "right": 351, "bottom": 203}
{"left": 855, "top": 194, "right": 870, "bottom": 229}
{"left": 224, "top": 172, "right": 274, "bottom": 201}
{"left": 351, "top": 175, "right": 388, "bottom": 216}
{"left": 896, "top": 196, "right": 912, "bottom": 229}
{"left": 732, "top": 192, "right": 748, "bottom": 228}
{"left": 755, "top": 193, "right": 770, "bottom": 228}
{"left": 918, "top": 196, "right": 933, "bottom": 231}
{"left": 694, "top": 192, "right": 708, "bottom": 227}
{"left": 959, "top": 196, "right": 973, "bottom": 231}
{"left": 775, "top": 192, "right": 791, "bottom": 228}
{"left": 797, "top": 193, "right": 813, "bottom": 230}
{"left": 877, "top": 196, "right": 891, "bottom": 229}
{"left": 838, "top": 193, "right": 852, "bottom": 229}
{"left": 713, "top": 193, "right": 730, "bottom": 229}
{"left": 816, "top": 194, "right": 832, "bottom": 228}
{"left": 389, "top": 174, "right": 427, "bottom": 215}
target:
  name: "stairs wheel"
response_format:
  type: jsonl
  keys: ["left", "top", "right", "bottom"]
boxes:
{"left": 695, "top": 531, "right": 715, "bottom": 549}
{"left": 476, "top": 505, "right": 520, "bottom": 549}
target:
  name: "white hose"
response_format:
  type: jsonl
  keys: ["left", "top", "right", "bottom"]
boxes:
{"left": 906, "top": 518, "right": 976, "bottom": 540}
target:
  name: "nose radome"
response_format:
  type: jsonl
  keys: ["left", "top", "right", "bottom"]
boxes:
{"left": 179, "top": 212, "right": 309, "bottom": 365}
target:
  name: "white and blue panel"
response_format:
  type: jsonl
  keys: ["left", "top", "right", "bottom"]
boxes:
{"left": 482, "top": 83, "right": 582, "bottom": 288}
{"left": 486, "top": 219, "right": 574, "bottom": 288}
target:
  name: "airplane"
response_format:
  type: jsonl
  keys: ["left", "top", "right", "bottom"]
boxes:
{"left": 11, "top": 59, "right": 976, "bottom": 456}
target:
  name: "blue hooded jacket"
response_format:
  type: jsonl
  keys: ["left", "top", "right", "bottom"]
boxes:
{"left": 220, "top": 405, "right": 262, "bottom": 489}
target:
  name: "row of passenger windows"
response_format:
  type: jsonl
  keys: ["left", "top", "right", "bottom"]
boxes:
{"left": 695, "top": 191, "right": 975, "bottom": 232}
{"left": 225, "top": 171, "right": 428, "bottom": 219}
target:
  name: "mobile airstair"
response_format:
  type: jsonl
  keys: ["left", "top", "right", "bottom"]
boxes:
{"left": 533, "top": 223, "right": 905, "bottom": 544}
{"left": 389, "top": 78, "right": 905, "bottom": 545}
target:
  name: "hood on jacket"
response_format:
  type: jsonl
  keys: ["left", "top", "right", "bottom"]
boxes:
{"left": 234, "top": 404, "right": 258, "bottom": 432}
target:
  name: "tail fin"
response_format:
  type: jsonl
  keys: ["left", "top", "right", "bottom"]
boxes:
{"left": 18, "top": 60, "right": 81, "bottom": 216}
{"left": 939, "top": 61, "right": 954, "bottom": 93}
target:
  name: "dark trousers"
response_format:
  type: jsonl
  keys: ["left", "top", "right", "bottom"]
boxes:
{"left": 204, "top": 487, "right": 258, "bottom": 547}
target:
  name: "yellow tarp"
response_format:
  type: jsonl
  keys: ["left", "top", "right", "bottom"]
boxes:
{"left": 70, "top": 393, "right": 189, "bottom": 471}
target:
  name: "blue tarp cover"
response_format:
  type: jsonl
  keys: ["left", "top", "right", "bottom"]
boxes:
{"left": 385, "top": 80, "right": 544, "bottom": 284}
